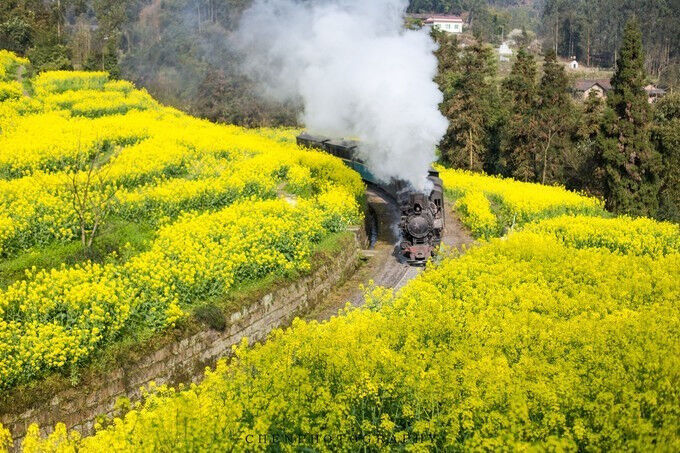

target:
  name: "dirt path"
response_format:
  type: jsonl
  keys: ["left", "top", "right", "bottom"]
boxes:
{"left": 16, "top": 65, "right": 30, "bottom": 96}
{"left": 307, "top": 188, "right": 474, "bottom": 321}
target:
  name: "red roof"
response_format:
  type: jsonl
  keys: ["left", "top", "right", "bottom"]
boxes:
{"left": 424, "top": 15, "right": 463, "bottom": 23}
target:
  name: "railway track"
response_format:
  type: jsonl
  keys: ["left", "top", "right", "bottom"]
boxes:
{"left": 308, "top": 186, "right": 473, "bottom": 321}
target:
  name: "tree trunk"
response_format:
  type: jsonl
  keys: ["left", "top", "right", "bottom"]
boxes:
{"left": 542, "top": 131, "right": 555, "bottom": 185}
{"left": 57, "top": 0, "right": 62, "bottom": 39}
{"left": 197, "top": 2, "right": 202, "bottom": 33}
{"left": 586, "top": 27, "right": 591, "bottom": 66}
{"left": 469, "top": 129, "right": 473, "bottom": 169}
{"left": 569, "top": 18, "right": 573, "bottom": 57}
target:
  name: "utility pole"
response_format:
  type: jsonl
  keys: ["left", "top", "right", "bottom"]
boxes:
{"left": 57, "top": 0, "right": 62, "bottom": 39}
{"left": 102, "top": 35, "right": 109, "bottom": 71}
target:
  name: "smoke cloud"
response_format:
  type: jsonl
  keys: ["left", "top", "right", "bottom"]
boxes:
{"left": 233, "top": 0, "right": 447, "bottom": 189}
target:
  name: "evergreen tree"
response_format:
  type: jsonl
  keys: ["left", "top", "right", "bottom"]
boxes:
{"left": 433, "top": 29, "right": 459, "bottom": 89}
{"left": 652, "top": 93, "right": 680, "bottom": 222}
{"left": 565, "top": 91, "right": 604, "bottom": 193}
{"left": 501, "top": 48, "right": 538, "bottom": 181}
{"left": 595, "top": 18, "right": 661, "bottom": 217}
{"left": 534, "top": 49, "right": 574, "bottom": 184}
{"left": 578, "top": 91, "right": 604, "bottom": 139}
{"left": 438, "top": 38, "right": 498, "bottom": 171}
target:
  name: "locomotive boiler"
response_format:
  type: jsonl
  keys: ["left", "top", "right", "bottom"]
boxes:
{"left": 296, "top": 133, "right": 445, "bottom": 265}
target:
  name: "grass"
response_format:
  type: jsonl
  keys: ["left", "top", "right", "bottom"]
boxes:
{"left": 0, "top": 217, "right": 156, "bottom": 289}
{"left": 0, "top": 230, "right": 358, "bottom": 416}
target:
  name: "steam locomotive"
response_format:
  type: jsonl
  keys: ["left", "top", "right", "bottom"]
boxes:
{"left": 296, "top": 133, "right": 445, "bottom": 265}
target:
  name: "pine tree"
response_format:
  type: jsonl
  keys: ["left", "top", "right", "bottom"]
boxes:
{"left": 578, "top": 91, "right": 604, "bottom": 139}
{"left": 439, "top": 39, "right": 498, "bottom": 171}
{"left": 595, "top": 18, "right": 662, "bottom": 217}
{"left": 565, "top": 91, "right": 604, "bottom": 193}
{"left": 534, "top": 49, "right": 574, "bottom": 184}
{"left": 501, "top": 48, "right": 538, "bottom": 181}
{"left": 433, "top": 29, "right": 460, "bottom": 89}
{"left": 652, "top": 93, "right": 680, "bottom": 222}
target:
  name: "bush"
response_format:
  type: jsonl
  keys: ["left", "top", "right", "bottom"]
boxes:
{"left": 0, "top": 81, "right": 22, "bottom": 101}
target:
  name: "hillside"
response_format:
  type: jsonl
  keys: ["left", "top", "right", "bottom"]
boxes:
{"left": 0, "top": 52, "right": 364, "bottom": 400}
{"left": 3, "top": 59, "right": 678, "bottom": 449}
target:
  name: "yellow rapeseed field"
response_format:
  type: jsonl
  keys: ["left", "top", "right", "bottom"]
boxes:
{"left": 0, "top": 53, "right": 363, "bottom": 391}
{"left": 2, "top": 52, "right": 679, "bottom": 451}
{"left": 437, "top": 166, "right": 605, "bottom": 237}
{"left": 16, "top": 215, "right": 679, "bottom": 451}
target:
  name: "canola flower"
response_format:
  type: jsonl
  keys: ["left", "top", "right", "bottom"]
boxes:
{"left": 7, "top": 51, "right": 679, "bottom": 451}
{"left": 453, "top": 190, "right": 498, "bottom": 238}
{"left": 0, "top": 67, "right": 362, "bottom": 258}
{"left": 17, "top": 222, "right": 680, "bottom": 451}
{"left": 437, "top": 166, "right": 605, "bottom": 236}
{"left": 0, "top": 50, "right": 28, "bottom": 82}
{"left": 32, "top": 71, "right": 109, "bottom": 96}
{"left": 0, "top": 195, "right": 359, "bottom": 389}
{"left": 526, "top": 214, "right": 680, "bottom": 257}
{"left": 0, "top": 81, "right": 22, "bottom": 102}
{"left": 0, "top": 145, "right": 360, "bottom": 258}
{"left": 42, "top": 88, "right": 157, "bottom": 118}
{"left": 0, "top": 58, "right": 364, "bottom": 390}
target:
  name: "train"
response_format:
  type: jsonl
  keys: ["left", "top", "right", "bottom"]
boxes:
{"left": 296, "top": 132, "right": 445, "bottom": 265}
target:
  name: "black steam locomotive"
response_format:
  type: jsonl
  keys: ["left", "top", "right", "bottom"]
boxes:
{"left": 296, "top": 133, "right": 445, "bottom": 265}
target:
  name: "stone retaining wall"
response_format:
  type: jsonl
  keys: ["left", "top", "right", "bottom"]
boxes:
{"left": 2, "top": 228, "right": 364, "bottom": 448}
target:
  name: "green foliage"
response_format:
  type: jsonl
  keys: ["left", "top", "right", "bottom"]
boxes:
{"left": 501, "top": 48, "right": 537, "bottom": 181}
{"left": 117, "top": 0, "right": 297, "bottom": 127}
{"left": 26, "top": 44, "right": 71, "bottom": 72}
{"left": 192, "top": 302, "right": 227, "bottom": 331}
{"left": 652, "top": 93, "right": 680, "bottom": 222}
{"left": 409, "top": 0, "right": 540, "bottom": 44}
{"left": 0, "top": 217, "right": 155, "bottom": 290}
{"left": 0, "top": 16, "right": 32, "bottom": 54}
{"left": 595, "top": 19, "right": 662, "bottom": 218}
{"left": 437, "top": 36, "right": 500, "bottom": 171}
{"left": 540, "top": 0, "right": 680, "bottom": 85}
{"left": 534, "top": 49, "right": 575, "bottom": 185}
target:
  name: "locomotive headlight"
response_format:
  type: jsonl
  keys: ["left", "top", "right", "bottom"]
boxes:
{"left": 407, "top": 215, "right": 430, "bottom": 239}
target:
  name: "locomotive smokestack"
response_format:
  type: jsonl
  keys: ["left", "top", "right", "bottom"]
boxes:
{"left": 232, "top": 0, "right": 447, "bottom": 190}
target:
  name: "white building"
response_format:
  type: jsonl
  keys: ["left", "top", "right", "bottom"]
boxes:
{"left": 569, "top": 58, "right": 579, "bottom": 70}
{"left": 424, "top": 15, "right": 463, "bottom": 34}
{"left": 498, "top": 42, "right": 513, "bottom": 62}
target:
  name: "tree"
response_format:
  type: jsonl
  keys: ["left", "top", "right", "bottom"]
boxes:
{"left": 595, "top": 18, "right": 661, "bottom": 217}
{"left": 515, "top": 26, "right": 532, "bottom": 49}
{"left": 652, "top": 93, "right": 680, "bottom": 222}
{"left": 438, "top": 38, "right": 498, "bottom": 171}
{"left": 565, "top": 91, "right": 604, "bottom": 193}
{"left": 66, "top": 149, "right": 119, "bottom": 257}
{"left": 539, "top": 0, "right": 680, "bottom": 78}
{"left": 0, "top": 16, "right": 33, "bottom": 53}
{"left": 501, "top": 48, "right": 538, "bottom": 181}
{"left": 534, "top": 49, "right": 574, "bottom": 185}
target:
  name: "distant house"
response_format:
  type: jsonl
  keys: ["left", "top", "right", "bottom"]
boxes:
{"left": 424, "top": 15, "right": 463, "bottom": 34}
{"left": 644, "top": 84, "right": 667, "bottom": 103}
{"left": 569, "top": 58, "right": 579, "bottom": 70}
{"left": 572, "top": 79, "right": 612, "bottom": 100}
{"left": 498, "top": 42, "right": 513, "bottom": 62}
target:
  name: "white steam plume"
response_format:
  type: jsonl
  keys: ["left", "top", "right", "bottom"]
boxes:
{"left": 233, "top": 0, "right": 447, "bottom": 190}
